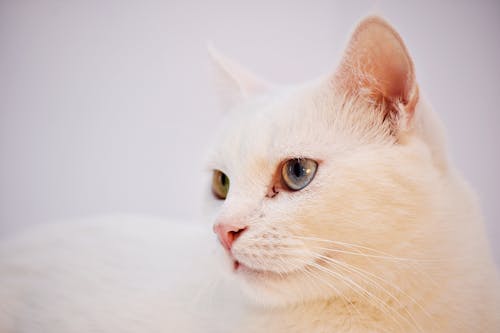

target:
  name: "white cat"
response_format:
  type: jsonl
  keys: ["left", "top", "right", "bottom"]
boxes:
{"left": 1, "top": 16, "right": 499, "bottom": 333}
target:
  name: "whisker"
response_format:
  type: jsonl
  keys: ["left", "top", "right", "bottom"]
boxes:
{"left": 298, "top": 261, "right": 363, "bottom": 326}
{"left": 292, "top": 235, "right": 446, "bottom": 293}
{"left": 292, "top": 235, "right": 442, "bottom": 263}
{"left": 311, "top": 245, "right": 427, "bottom": 263}
{"left": 303, "top": 260, "right": 410, "bottom": 331}
{"left": 311, "top": 252, "right": 429, "bottom": 332}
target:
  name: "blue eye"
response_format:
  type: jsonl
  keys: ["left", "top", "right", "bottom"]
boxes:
{"left": 281, "top": 158, "right": 318, "bottom": 191}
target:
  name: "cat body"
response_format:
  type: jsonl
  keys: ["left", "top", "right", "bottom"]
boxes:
{"left": 0, "top": 216, "right": 242, "bottom": 333}
{"left": 1, "top": 16, "right": 499, "bottom": 332}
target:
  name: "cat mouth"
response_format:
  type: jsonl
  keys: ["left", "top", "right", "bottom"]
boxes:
{"left": 233, "top": 259, "right": 281, "bottom": 278}
{"left": 231, "top": 252, "right": 332, "bottom": 281}
{"left": 231, "top": 258, "right": 300, "bottom": 280}
{"left": 233, "top": 259, "right": 265, "bottom": 275}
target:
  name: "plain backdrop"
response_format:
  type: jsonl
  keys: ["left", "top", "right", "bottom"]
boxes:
{"left": 1, "top": 1, "right": 499, "bottom": 262}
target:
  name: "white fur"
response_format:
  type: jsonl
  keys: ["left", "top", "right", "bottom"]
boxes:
{"left": 0, "top": 216, "right": 246, "bottom": 332}
{"left": 1, "top": 16, "right": 499, "bottom": 333}
{"left": 205, "top": 81, "right": 500, "bottom": 332}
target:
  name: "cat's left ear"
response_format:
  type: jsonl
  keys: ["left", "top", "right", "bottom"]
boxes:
{"left": 208, "top": 45, "right": 272, "bottom": 111}
{"left": 334, "top": 16, "right": 419, "bottom": 129}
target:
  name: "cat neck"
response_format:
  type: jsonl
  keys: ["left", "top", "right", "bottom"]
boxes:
{"left": 239, "top": 252, "right": 499, "bottom": 333}
{"left": 243, "top": 295, "right": 431, "bottom": 333}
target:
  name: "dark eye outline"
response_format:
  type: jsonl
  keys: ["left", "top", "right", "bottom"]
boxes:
{"left": 280, "top": 158, "right": 318, "bottom": 191}
{"left": 212, "top": 169, "right": 230, "bottom": 200}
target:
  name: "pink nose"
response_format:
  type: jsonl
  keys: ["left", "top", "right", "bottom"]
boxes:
{"left": 213, "top": 223, "right": 247, "bottom": 251}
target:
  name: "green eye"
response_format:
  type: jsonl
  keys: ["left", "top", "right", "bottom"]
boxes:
{"left": 212, "top": 170, "right": 230, "bottom": 200}
{"left": 281, "top": 158, "right": 318, "bottom": 191}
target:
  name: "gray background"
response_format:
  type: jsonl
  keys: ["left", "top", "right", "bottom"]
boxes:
{"left": 1, "top": 1, "right": 499, "bottom": 262}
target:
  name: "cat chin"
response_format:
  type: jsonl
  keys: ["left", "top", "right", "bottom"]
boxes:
{"left": 235, "top": 270, "right": 335, "bottom": 308}
{"left": 237, "top": 276, "right": 300, "bottom": 307}
{"left": 227, "top": 262, "right": 332, "bottom": 307}
{"left": 216, "top": 254, "right": 300, "bottom": 306}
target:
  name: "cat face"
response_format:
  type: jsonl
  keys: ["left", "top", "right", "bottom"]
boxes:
{"left": 207, "top": 17, "right": 442, "bottom": 306}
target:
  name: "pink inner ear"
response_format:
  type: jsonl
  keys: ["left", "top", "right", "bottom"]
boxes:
{"left": 334, "top": 16, "right": 417, "bottom": 112}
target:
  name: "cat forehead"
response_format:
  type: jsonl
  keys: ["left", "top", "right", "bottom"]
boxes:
{"left": 207, "top": 82, "right": 337, "bottom": 172}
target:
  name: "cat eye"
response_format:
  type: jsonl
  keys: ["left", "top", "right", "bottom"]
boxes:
{"left": 212, "top": 170, "right": 230, "bottom": 200}
{"left": 281, "top": 158, "right": 318, "bottom": 191}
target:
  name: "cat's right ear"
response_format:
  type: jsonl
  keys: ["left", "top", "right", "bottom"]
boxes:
{"left": 208, "top": 44, "right": 271, "bottom": 111}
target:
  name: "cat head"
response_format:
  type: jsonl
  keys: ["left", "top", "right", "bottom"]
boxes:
{"left": 206, "top": 16, "right": 446, "bottom": 306}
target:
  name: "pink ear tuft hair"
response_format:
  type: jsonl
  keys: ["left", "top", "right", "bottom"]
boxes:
{"left": 334, "top": 16, "right": 419, "bottom": 125}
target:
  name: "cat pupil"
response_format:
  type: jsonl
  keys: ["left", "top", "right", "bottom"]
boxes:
{"left": 292, "top": 161, "right": 303, "bottom": 178}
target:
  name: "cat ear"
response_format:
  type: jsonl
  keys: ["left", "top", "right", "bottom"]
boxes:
{"left": 208, "top": 44, "right": 271, "bottom": 111}
{"left": 334, "top": 16, "right": 419, "bottom": 128}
